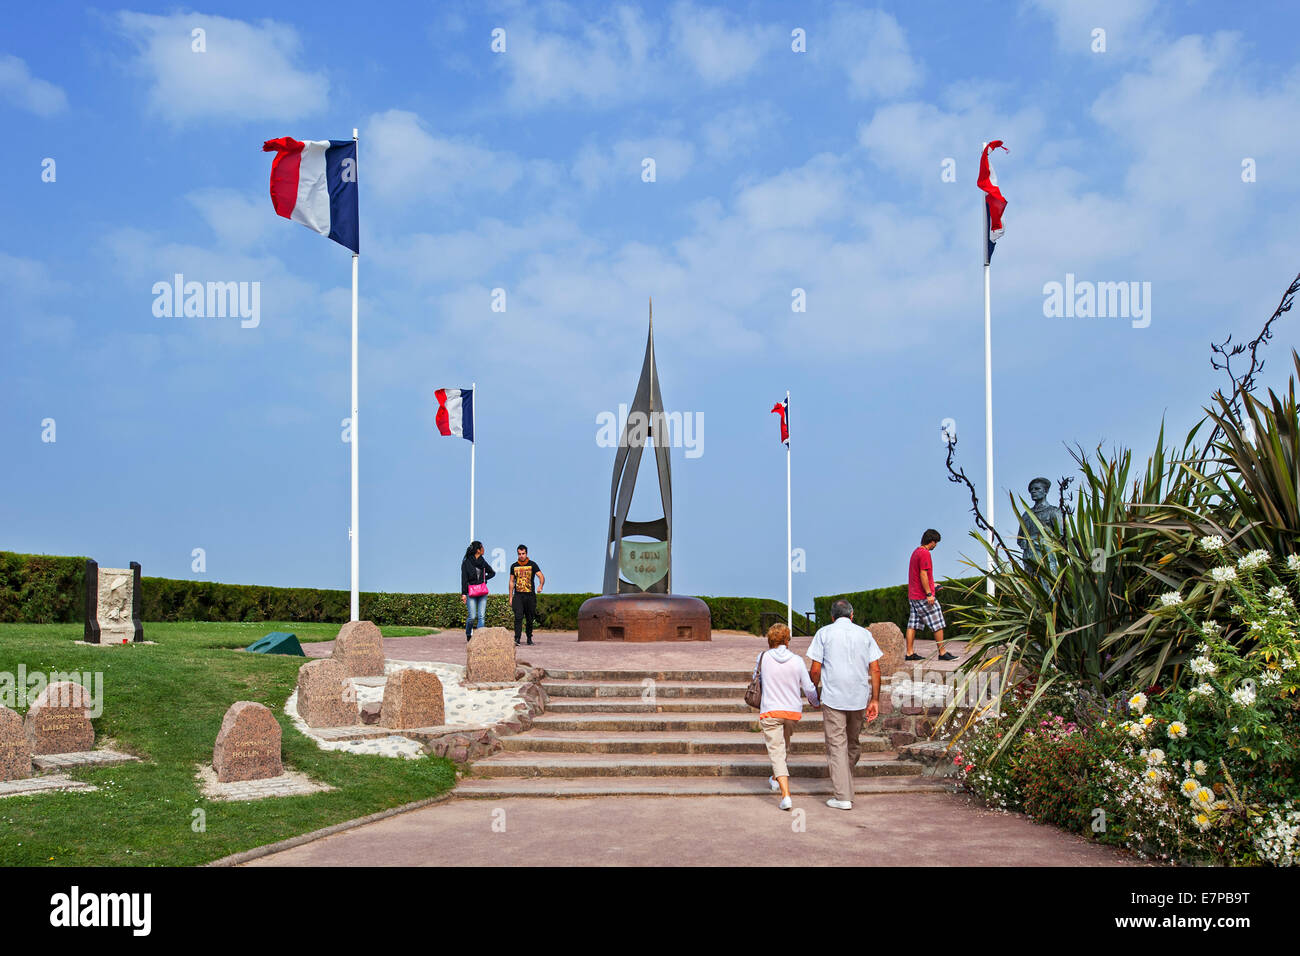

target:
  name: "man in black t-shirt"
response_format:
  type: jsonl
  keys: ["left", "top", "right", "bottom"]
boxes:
{"left": 508, "top": 544, "right": 545, "bottom": 646}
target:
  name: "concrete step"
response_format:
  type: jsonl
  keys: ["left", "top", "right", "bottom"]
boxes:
{"left": 531, "top": 712, "right": 832, "bottom": 732}
{"left": 454, "top": 775, "right": 955, "bottom": 798}
{"left": 497, "top": 731, "right": 891, "bottom": 755}
{"left": 470, "top": 752, "right": 923, "bottom": 779}
{"left": 542, "top": 680, "right": 747, "bottom": 699}
{"left": 544, "top": 697, "right": 796, "bottom": 714}
{"left": 541, "top": 669, "right": 755, "bottom": 682}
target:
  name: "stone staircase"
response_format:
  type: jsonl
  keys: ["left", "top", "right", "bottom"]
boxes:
{"left": 455, "top": 668, "right": 955, "bottom": 798}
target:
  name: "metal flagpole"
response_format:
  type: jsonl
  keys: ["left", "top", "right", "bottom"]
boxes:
{"left": 786, "top": 390, "right": 792, "bottom": 631}
{"left": 983, "top": 196, "right": 996, "bottom": 598}
{"left": 350, "top": 127, "right": 360, "bottom": 621}
{"left": 475, "top": 382, "right": 480, "bottom": 546}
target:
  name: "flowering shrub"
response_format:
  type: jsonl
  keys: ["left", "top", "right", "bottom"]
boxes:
{"left": 955, "top": 544, "right": 1300, "bottom": 864}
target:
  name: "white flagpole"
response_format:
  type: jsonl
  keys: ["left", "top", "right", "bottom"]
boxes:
{"left": 983, "top": 192, "right": 996, "bottom": 599}
{"left": 350, "top": 126, "right": 360, "bottom": 621}
{"left": 786, "top": 390, "right": 792, "bottom": 632}
{"left": 475, "top": 382, "right": 480, "bottom": 546}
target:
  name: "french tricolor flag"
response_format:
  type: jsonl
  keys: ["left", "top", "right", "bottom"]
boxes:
{"left": 262, "top": 137, "right": 359, "bottom": 253}
{"left": 978, "top": 140, "right": 1008, "bottom": 265}
{"left": 435, "top": 388, "right": 474, "bottom": 442}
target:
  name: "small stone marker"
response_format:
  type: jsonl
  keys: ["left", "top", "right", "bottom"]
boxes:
{"left": 869, "top": 621, "right": 907, "bottom": 680}
{"left": 331, "top": 620, "right": 385, "bottom": 677}
{"left": 380, "top": 669, "right": 445, "bottom": 729}
{"left": 0, "top": 707, "right": 32, "bottom": 781}
{"left": 24, "top": 681, "right": 95, "bottom": 754}
{"left": 296, "top": 659, "right": 359, "bottom": 728}
{"left": 213, "top": 701, "right": 283, "bottom": 783}
{"left": 465, "top": 627, "right": 517, "bottom": 683}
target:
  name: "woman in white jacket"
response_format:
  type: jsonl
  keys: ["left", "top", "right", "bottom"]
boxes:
{"left": 754, "top": 622, "right": 820, "bottom": 810}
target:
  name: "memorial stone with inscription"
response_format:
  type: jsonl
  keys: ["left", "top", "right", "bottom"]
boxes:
{"left": 465, "top": 627, "right": 517, "bottom": 683}
{"left": 296, "top": 659, "right": 359, "bottom": 728}
{"left": 0, "top": 706, "right": 31, "bottom": 781}
{"left": 83, "top": 560, "right": 144, "bottom": 644}
{"left": 213, "top": 701, "right": 283, "bottom": 783}
{"left": 379, "top": 669, "right": 445, "bottom": 729}
{"left": 331, "top": 620, "right": 385, "bottom": 677}
{"left": 24, "top": 681, "right": 95, "bottom": 754}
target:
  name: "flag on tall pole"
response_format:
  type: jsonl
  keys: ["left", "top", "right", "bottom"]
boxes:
{"left": 262, "top": 131, "right": 361, "bottom": 618}
{"left": 977, "top": 140, "right": 1007, "bottom": 596}
{"left": 772, "top": 394, "right": 792, "bottom": 630}
{"left": 435, "top": 386, "right": 477, "bottom": 542}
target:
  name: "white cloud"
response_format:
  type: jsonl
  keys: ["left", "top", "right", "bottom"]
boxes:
{"left": 819, "top": 6, "right": 921, "bottom": 100}
{"left": 700, "top": 103, "right": 780, "bottom": 160}
{"left": 669, "top": 1, "right": 773, "bottom": 83}
{"left": 572, "top": 135, "right": 695, "bottom": 191}
{"left": 734, "top": 154, "right": 851, "bottom": 230}
{"left": 113, "top": 11, "right": 327, "bottom": 123}
{"left": 1024, "top": 0, "right": 1160, "bottom": 57}
{"left": 363, "top": 109, "right": 528, "bottom": 204}
{"left": 187, "top": 189, "right": 276, "bottom": 249}
{"left": 0, "top": 54, "right": 68, "bottom": 115}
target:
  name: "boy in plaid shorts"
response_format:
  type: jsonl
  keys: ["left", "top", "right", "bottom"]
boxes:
{"left": 906, "top": 529, "right": 957, "bottom": 661}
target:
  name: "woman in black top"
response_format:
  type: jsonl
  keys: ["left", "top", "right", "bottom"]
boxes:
{"left": 461, "top": 540, "right": 496, "bottom": 641}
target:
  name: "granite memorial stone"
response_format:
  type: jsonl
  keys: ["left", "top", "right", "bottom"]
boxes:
{"left": 869, "top": 621, "right": 907, "bottom": 679}
{"left": 331, "top": 620, "right": 385, "bottom": 677}
{"left": 0, "top": 706, "right": 31, "bottom": 781}
{"left": 212, "top": 701, "right": 283, "bottom": 783}
{"left": 24, "top": 681, "right": 95, "bottom": 754}
{"left": 465, "top": 627, "right": 517, "bottom": 683}
{"left": 379, "top": 669, "right": 445, "bottom": 729}
{"left": 296, "top": 659, "right": 359, "bottom": 728}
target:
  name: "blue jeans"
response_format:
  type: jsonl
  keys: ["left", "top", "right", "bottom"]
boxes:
{"left": 465, "top": 595, "right": 487, "bottom": 636}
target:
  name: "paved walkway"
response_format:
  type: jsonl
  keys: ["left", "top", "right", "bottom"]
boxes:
{"left": 244, "top": 791, "right": 1137, "bottom": 866}
{"left": 307, "top": 629, "right": 968, "bottom": 676}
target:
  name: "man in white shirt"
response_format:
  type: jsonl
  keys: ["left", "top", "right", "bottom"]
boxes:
{"left": 807, "top": 598, "right": 883, "bottom": 810}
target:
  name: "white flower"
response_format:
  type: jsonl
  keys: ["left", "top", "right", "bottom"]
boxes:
{"left": 1159, "top": 591, "right": 1184, "bottom": 607}
{"left": 1189, "top": 682, "right": 1215, "bottom": 701}
{"left": 1287, "top": 554, "right": 1300, "bottom": 572}
{"left": 1167, "top": 721, "right": 1188, "bottom": 739}
{"left": 1238, "top": 549, "right": 1271, "bottom": 571}
{"left": 1231, "top": 685, "right": 1257, "bottom": 707}
{"left": 1192, "top": 786, "right": 1215, "bottom": 807}
{"left": 1181, "top": 778, "right": 1201, "bottom": 797}
{"left": 1193, "top": 760, "right": 1208, "bottom": 776}
{"left": 1267, "top": 586, "right": 1291, "bottom": 603}
{"left": 1145, "top": 748, "right": 1166, "bottom": 766}
{"left": 1193, "top": 811, "right": 1213, "bottom": 831}
{"left": 1125, "top": 721, "right": 1146, "bottom": 739}
{"left": 1261, "top": 671, "right": 1281, "bottom": 688}
{"left": 1210, "top": 566, "right": 1238, "bottom": 584}
{"left": 1129, "top": 692, "right": 1148, "bottom": 714}
{"left": 1199, "top": 535, "right": 1225, "bottom": 552}
{"left": 1190, "top": 656, "right": 1217, "bottom": 677}
{"left": 1201, "top": 622, "right": 1223, "bottom": 639}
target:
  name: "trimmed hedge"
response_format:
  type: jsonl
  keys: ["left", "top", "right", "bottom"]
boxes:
{"left": 0, "top": 551, "right": 809, "bottom": 635}
{"left": 814, "top": 576, "right": 982, "bottom": 638}
{"left": 0, "top": 551, "right": 88, "bottom": 624}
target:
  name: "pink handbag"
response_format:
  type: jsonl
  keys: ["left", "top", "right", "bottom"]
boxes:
{"left": 467, "top": 582, "right": 488, "bottom": 597}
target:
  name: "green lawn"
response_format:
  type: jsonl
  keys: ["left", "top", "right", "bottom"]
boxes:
{"left": 0, "top": 621, "right": 456, "bottom": 866}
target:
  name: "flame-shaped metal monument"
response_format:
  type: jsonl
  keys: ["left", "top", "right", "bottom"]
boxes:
{"left": 578, "top": 300, "right": 711, "bottom": 641}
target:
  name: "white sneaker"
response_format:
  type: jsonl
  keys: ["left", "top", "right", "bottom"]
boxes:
{"left": 826, "top": 798, "right": 853, "bottom": 810}
{"left": 768, "top": 776, "right": 780, "bottom": 792}
{"left": 779, "top": 795, "right": 793, "bottom": 811}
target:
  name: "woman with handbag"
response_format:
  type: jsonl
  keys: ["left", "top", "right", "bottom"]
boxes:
{"left": 460, "top": 541, "right": 495, "bottom": 642}
{"left": 750, "top": 622, "right": 819, "bottom": 811}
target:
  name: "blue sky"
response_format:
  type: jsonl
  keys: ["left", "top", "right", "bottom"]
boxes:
{"left": 4, "top": 1, "right": 1300, "bottom": 612}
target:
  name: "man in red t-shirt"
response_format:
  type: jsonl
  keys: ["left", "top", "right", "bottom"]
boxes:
{"left": 906, "top": 529, "right": 956, "bottom": 661}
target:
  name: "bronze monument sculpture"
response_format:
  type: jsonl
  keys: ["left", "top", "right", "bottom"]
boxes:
{"left": 577, "top": 301, "right": 711, "bottom": 641}
{"left": 1016, "top": 476, "right": 1064, "bottom": 572}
